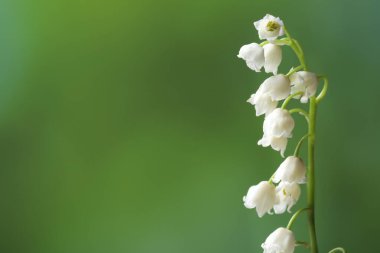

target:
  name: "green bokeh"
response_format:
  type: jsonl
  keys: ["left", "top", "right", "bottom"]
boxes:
{"left": 0, "top": 0, "right": 378, "bottom": 252}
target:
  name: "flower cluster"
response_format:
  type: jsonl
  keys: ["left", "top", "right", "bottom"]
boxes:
{"left": 239, "top": 15, "right": 318, "bottom": 157}
{"left": 243, "top": 156, "right": 306, "bottom": 217}
{"left": 237, "top": 14, "right": 328, "bottom": 253}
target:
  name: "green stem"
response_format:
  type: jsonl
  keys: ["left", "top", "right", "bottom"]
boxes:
{"left": 286, "top": 207, "right": 309, "bottom": 229}
{"left": 281, "top": 91, "right": 304, "bottom": 109}
{"left": 316, "top": 76, "right": 329, "bottom": 103}
{"left": 285, "top": 28, "right": 319, "bottom": 253}
{"left": 308, "top": 96, "right": 318, "bottom": 253}
{"left": 283, "top": 27, "right": 307, "bottom": 70}
{"left": 328, "top": 247, "right": 346, "bottom": 253}
{"left": 286, "top": 65, "right": 303, "bottom": 76}
{"left": 259, "top": 38, "right": 290, "bottom": 47}
{"left": 294, "top": 134, "right": 310, "bottom": 157}
{"left": 289, "top": 108, "right": 309, "bottom": 120}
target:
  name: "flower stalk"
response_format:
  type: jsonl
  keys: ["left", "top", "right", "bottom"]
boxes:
{"left": 238, "top": 14, "right": 344, "bottom": 253}
{"left": 286, "top": 28, "right": 319, "bottom": 253}
{"left": 307, "top": 96, "right": 318, "bottom": 253}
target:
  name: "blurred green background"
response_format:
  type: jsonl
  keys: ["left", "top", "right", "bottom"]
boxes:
{"left": 0, "top": 0, "right": 378, "bottom": 252}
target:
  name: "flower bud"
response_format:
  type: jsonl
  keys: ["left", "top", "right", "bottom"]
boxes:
{"left": 254, "top": 14, "right": 284, "bottom": 41}
{"left": 237, "top": 43, "right": 264, "bottom": 72}
{"left": 243, "top": 181, "right": 276, "bottom": 217}
{"left": 273, "top": 156, "right": 306, "bottom": 184}
{"left": 289, "top": 71, "right": 318, "bottom": 103}
{"left": 262, "top": 227, "right": 296, "bottom": 253}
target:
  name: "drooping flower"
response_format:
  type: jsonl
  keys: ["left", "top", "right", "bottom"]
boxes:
{"left": 273, "top": 156, "right": 306, "bottom": 184}
{"left": 258, "top": 108, "right": 295, "bottom": 156}
{"left": 247, "top": 93, "right": 277, "bottom": 117}
{"left": 274, "top": 182, "right": 301, "bottom": 214}
{"left": 247, "top": 75, "right": 290, "bottom": 116}
{"left": 290, "top": 71, "right": 318, "bottom": 103}
{"left": 237, "top": 43, "right": 264, "bottom": 72}
{"left": 254, "top": 14, "right": 284, "bottom": 41}
{"left": 263, "top": 43, "right": 282, "bottom": 74}
{"left": 262, "top": 227, "right": 296, "bottom": 253}
{"left": 243, "top": 181, "right": 276, "bottom": 217}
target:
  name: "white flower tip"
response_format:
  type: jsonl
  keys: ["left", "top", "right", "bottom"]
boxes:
{"left": 256, "top": 210, "right": 265, "bottom": 218}
{"left": 300, "top": 96, "right": 308, "bottom": 103}
{"left": 247, "top": 95, "right": 255, "bottom": 105}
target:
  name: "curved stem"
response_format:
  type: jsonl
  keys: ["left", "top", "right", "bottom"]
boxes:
{"left": 294, "top": 134, "right": 310, "bottom": 157}
{"left": 328, "top": 247, "right": 346, "bottom": 253}
{"left": 316, "top": 76, "right": 329, "bottom": 103}
{"left": 293, "top": 39, "right": 305, "bottom": 59}
{"left": 259, "top": 38, "right": 290, "bottom": 47}
{"left": 308, "top": 96, "right": 318, "bottom": 253}
{"left": 283, "top": 27, "right": 307, "bottom": 70}
{"left": 281, "top": 91, "right": 304, "bottom": 109}
{"left": 286, "top": 207, "right": 310, "bottom": 229}
{"left": 289, "top": 108, "right": 309, "bottom": 122}
{"left": 286, "top": 65, "right": 303, "bottom": 76}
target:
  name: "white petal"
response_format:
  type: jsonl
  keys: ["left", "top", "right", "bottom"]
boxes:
{"left": 253, "top": 93, "right": 277, "bottom": 116}
{"left": 263, "top": 43, "right": 282, "bottom": 75}
{"left": 274, "top": 156, "right": 306, "bottom": 183}
{"left": 263, "top": 108, "right": 295, "bottom": 138}
{"left": 258, "top": 135, "right": 288, "bottom": 157}
{"left": 270, "top": 136, "right": 288, "bottom": 157}
{"left": 290, "top": 71, "right": 318, "bottom": 103}
{"left": 262, "top": 227, "right": 296, "bottom": 253}
{"left": 253, "top": 14, "right": 285, "bottom": 41}
{"left": 274, "top": 182, "right": 301, "bottom": 214}
{"left": 243, "top": 181, "right": 276, "bottom": 217}
{"left": 258, "top": 75, "right": 290, "bottom": 101}
{"left": 237, "top": 43, "right": 264, "bottom": 72}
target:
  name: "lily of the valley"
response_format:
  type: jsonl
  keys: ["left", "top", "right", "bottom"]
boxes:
{"left": 274, "top": 182, "right": 301, "bottom": 214}
{"left": 237, "top": 43, "right": 264, "bottom": 72}
{"left": 262, "top": 227, "right": 296, "bottom": 253}
{"left": 258, "top": 108, "right": 295, "bottom": 156}
{"left": 238, "top": 43, "right": 282, "bottom": 74}
{"left": 254, "top": 14, "right": 284, "bottom": 41}
{"left": 273, "top": 156, "right": 306, "bottom": 184}
{"left": 290, "top": 71, "right": 318, "bottom": 103}
{"left": 243, "top": 181, "right": 276, "bottom": 217}
{"left": 247, "top": 74, "right": 290, "bottom": 116}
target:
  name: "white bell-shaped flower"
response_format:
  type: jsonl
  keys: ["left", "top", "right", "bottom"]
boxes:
{"left": 247, "top": 93, "right": 277, "bottom": 116}
{"left": 243, "top": 181, "right": 276, "bottom": 217}
{"left": 290, "top": 71, "right": 318, "bottom": 103}
{"left": 273, "top": 156, "right": 306, "bottom": 184}
{"left": 263, "top": 43, "right": 282, "bottom": 74}
{"left": 254, "top": 14, "right": 284, "bottom": 41}
{"left": 274, "top": 182, "right": 301, "bottom": 214}
{"left": 262, "top": 108, "right": 294, "bottom": 138}
{"left": 258, "top": 135, "right": 288, "bottom": 156}
{"left": 262, "top": 227, "right": 296, "bottom": 253}
{"left": 256, "top": 75, "right": 290, "bottom": 102}
{"left": 247, "top": 75, "right": 291, "bottom": 116}
{"left": 258, "top": 108, "right": 294, "bottom": 156}
{"left": 237, "top": 43, "right": 264, "bottom": 72}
